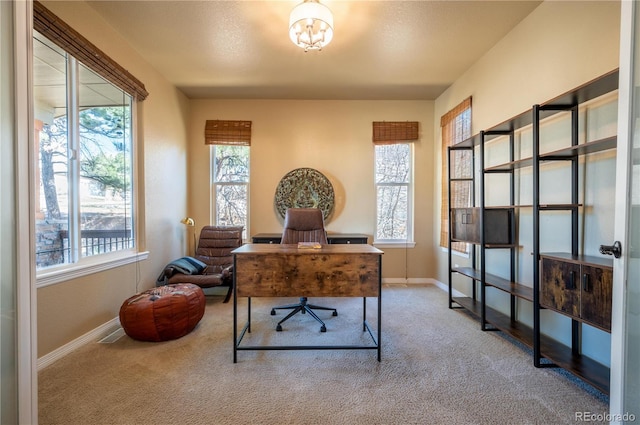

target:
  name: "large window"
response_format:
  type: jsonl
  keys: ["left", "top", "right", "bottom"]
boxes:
{"left": 34, "top": 31, "right": 135, "bottom": 271}
{"left": 212, "top": 145, "right": 249, "bottom": 237}
{"left": 375, "top": 143, "right": 413, "bottom": 242}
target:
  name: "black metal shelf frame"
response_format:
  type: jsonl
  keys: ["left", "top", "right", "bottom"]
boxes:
{"left": 447, "top": 142, "right": 477, "bottom": 310}
{"left": 479, "top": 129, "right": 518, "bottom": 331}
{"left": 532, "top": 90, "right": 617, "bottom": 394}
{"left": 448, "top": 68, "right": 619, "bottom": 395}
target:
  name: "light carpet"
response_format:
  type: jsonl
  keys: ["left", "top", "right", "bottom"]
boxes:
{"left": 38, "top": 285, "right": 608, "bottom": 425}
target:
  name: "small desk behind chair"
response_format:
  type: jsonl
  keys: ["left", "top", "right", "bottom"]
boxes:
{"left": 232, "top": 243, "right": 383, "bottom": 362}
{"left": 251, "top": 233, "right": 369, "bottom": 245}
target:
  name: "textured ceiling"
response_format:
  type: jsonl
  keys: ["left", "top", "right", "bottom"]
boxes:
{"left": 86, "top": 0, "right": 542, "bottom": 100}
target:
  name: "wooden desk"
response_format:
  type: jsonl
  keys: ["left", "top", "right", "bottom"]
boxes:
{"left": 232, "top": 243, "right": 383, "bottom": 362}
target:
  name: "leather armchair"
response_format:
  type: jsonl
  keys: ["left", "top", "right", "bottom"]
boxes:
{"left": 168, "top": 225, "right": 243, "bottom": 303}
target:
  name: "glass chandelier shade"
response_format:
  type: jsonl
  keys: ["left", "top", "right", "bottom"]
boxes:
{"left": 289, "top": 0, "right": 334, "bottom": 52}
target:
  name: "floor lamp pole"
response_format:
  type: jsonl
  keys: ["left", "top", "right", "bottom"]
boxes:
{"left": 181, "top": 217, "right": 196, "bottom": 257}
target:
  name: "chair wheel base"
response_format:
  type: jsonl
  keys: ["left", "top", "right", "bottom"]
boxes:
{"left": 332, "top": 311, "right": 338, "bottom": 316}
{"left": 320, "top": 326, "right": 326, "bottom": 332}
{"left": 271, "top": 309, "right": 276, "bottom": 315}
{"left": 276, "top": 325, "right": 283, "bottom": 331}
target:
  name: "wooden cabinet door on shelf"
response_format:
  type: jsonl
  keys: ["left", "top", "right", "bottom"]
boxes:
{"left": 540, "top": 257, "right": 580, "bottom": 317}
{"left": 451, "top": 207, "right": 514, "bottom": 245}
{"left": 540, "top": 255, "right": 613, "bottom": 332}
{"left": 581, "top": 264, "right": 613, "bottom": 331}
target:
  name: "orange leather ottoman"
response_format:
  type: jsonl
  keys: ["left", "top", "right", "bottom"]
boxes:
{"left": 119, "top": 283, "right": 205, "bottom": 342}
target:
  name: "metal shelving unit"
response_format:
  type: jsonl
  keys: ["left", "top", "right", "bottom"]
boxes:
{"left": 532, "top": 70, "right": 618, "bottom": 394}
{"left": 447, "top": 68, "right": 619, "bottom": 395}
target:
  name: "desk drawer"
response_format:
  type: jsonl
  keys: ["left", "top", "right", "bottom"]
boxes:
{"left": 328, "top": 235, "right": 368, "bottom": 244}
{"left": 235, "top": 253, "right": 379, "bottom": 298}
{"left": 252, "top": 235, "right": 281, "bottom": 244}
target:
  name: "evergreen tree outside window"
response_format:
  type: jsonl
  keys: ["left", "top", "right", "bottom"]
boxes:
{"left": 34, "top": 32, "right": 135, "bottom": 270}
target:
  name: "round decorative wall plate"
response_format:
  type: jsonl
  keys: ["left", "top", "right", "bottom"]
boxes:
{"left": 275, "top": 168, "right": 335, "bottom": 220}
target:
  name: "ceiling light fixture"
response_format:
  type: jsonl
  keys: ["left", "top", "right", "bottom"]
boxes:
{"left": 289, "top": 0, "right": 334, "bottom": 52}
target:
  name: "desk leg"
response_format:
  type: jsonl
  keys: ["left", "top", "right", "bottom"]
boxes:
{"left": 233, "top": 255, "right": 237, "bottom": 363}
{"left": 362, "top": 297, "right": 367, "bottom": 332}
{"left": 378, "top": 255, "right": 382, "bottom": 362}
{"left": 247, "top": 297, "right": 251, "bottom": 333}
{"left": 377, "top": 293, "right": 382, "bottom": 362}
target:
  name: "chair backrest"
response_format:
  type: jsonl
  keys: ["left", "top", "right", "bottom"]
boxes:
{"left": 195, "top": 226, "right": 243, "bottom": 274}
{"left": 281, "top": 208, "right": 328, "bottom": 244}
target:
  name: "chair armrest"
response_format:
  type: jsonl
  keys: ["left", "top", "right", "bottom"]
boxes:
{"left": 221, "top": 265, "right": 234, "bottom": 280}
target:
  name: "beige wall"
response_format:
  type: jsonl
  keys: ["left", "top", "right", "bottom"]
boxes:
{"left": 37, "top": 1, "right": 191, "bottom": 357}
{"left": 432, "top": 0, "right": 620, "bottom": 364}
{"left": 433, "top": 0, "right": 621, "bottom": 285}
{"left": 188, "top": 100, "right": 435, "bottom": 279}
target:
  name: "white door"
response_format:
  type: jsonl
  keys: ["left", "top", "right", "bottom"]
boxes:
{"left": 610, "top": 1, "right": 640, "bottom": 423}
{"left": 0, "top": 2, "right": 18, "bottom": 422}
{"left": 1, "top": 1, "right": 37, "bottom": 423}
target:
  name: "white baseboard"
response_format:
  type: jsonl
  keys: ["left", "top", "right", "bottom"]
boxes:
{"left": 382, "top": 277, "right": 435, "bottom": 285}
{"left": 381, "top": 277, "right": 461, "bottom": 296}
{"left": 37, "top": 278, "right": 459, "bottom": 370}
{"left": 431, "top": 278, "right": 466, "bottom": 297}
{"left": 37, "top": 317, "right": 121, "bottom": 371}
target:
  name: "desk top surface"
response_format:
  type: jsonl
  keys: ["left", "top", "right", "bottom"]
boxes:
{"left": 232, "top": 243, "right": 383, "bottom": 255}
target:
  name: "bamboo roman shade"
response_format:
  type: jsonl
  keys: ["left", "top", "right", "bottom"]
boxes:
{"left": 33, "top": 1, "right": 149, "bottom": 101}
{"left": 440, "top": 97, "right": 472, "bottom": 129}
{"left": 205, "top": 120, "right": 252, "bottom": 145}
{"left": 372, "top": 121, "right": 419, "bottom": 144}
{"left": 440, "top": 96, "right": 472, "bottom": 252}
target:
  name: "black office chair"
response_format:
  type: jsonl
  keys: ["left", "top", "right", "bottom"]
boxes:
{"left": 270, "top": 208, "right": 337, "bottom": 332}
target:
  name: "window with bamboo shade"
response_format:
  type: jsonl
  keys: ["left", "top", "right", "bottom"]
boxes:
{"left": 33, "top": 1, "right": 148, "bottom": 101}
{"left": 372, "top": 121, "right": 419, "bottom": 144}
{"left": 206, "top": 120, "right": 252, "bottom": 238}
{"left": 440, "top": 98, "right": 472, "bottom": 252}
{"left": 372, "top": 121, "right": 418, "bottom": 243}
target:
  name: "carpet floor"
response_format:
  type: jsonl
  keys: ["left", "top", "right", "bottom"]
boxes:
{"left": 38, "top": 284, "right": 609, "bottom": 425}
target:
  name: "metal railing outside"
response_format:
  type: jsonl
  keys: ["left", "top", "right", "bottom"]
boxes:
{"left": 59, "top": 229, "right": 133, "bottom": 261}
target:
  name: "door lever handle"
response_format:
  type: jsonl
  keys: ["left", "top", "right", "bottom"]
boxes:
{"left": 599, "top": 241, "right": 622, "bottom": 258}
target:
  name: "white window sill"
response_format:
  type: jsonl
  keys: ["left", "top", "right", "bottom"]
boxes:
{"left": 373, "top": 241, "right": 416, "bottom": 249}
{"left": 36, "top": 250, "right": 149, "bottom": 288}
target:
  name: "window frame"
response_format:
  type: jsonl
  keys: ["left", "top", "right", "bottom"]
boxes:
{"left": 374, "top": 142, "right": 415, "bottom": 247}
{"left": 33, "top": 7, "right": 147, "bottom": 286}
{"left": 210, "top": 145, "right": 250, "bottom": 239}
